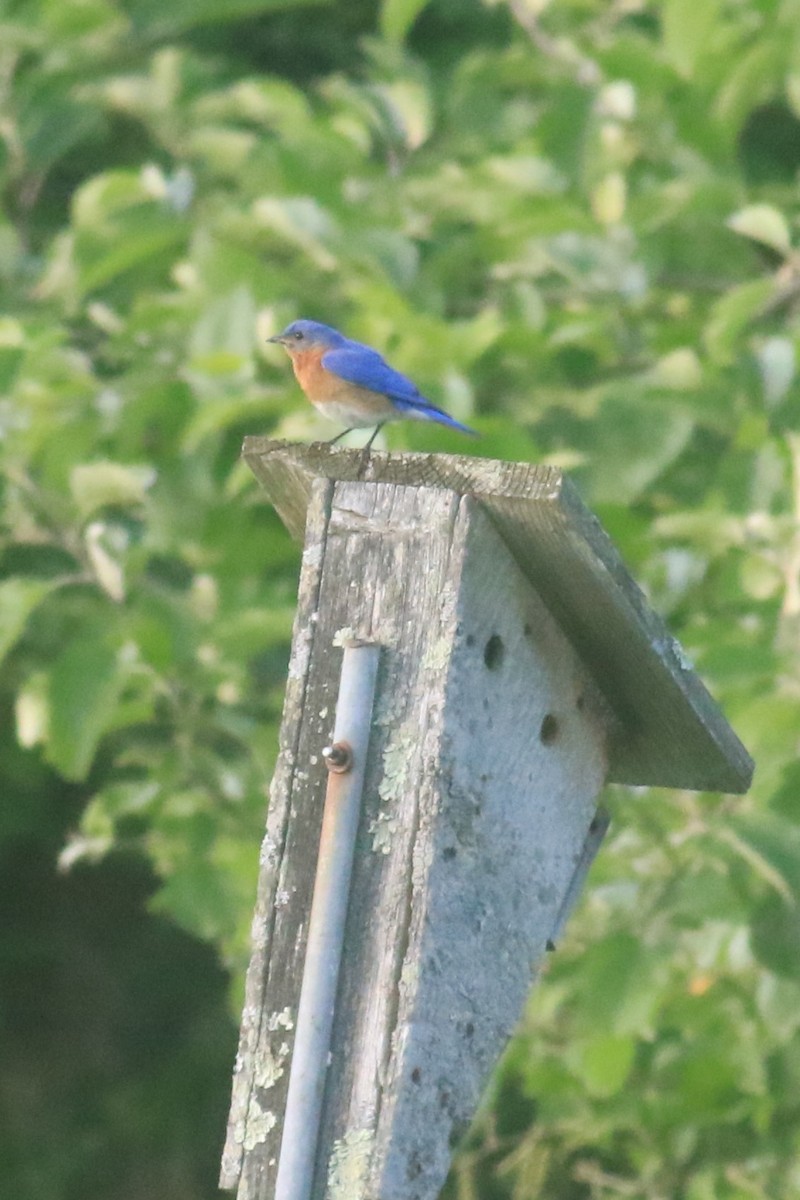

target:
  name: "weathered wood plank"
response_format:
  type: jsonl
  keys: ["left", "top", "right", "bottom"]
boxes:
{"left": 221, "top": 479, "right": 335, "bottom": 1194}
{"left": 242, "top": 438, "right": 753, "bottom": 793}
{"left": 224, "top": 480, "right": 472, "bottom": 1196}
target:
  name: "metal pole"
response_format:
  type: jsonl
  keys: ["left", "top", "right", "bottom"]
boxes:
{"left": 274, "top": 641, "right": 381, "bottom": 1200}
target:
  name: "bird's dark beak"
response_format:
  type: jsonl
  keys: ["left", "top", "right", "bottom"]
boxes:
{"left": 267, "top": 334, "right": 286, "bottom": 345}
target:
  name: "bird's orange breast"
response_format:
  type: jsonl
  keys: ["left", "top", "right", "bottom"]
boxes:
{"left": 290, "top": 347, "right": 345, "bottom": 403}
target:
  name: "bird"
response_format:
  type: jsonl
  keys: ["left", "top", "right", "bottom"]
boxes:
{"left": 267, "top": 319, "right": 477, "bottom": 450}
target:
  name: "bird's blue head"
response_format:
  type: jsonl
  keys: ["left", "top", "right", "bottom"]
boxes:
{"left": 267, "top": 319, "right": 345, "bottom": 354}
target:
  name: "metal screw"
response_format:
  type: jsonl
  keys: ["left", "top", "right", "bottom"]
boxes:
{"left": 322, "top": 741, "right": 353, "bottom": 774}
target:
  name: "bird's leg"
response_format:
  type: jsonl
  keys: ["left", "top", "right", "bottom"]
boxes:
{"left": 362, "top": 423, "right": 385, "bottom": 454}
{"left": 354, "top": 423, "right": 386, "bottom": 479}
{"left": 327, "top": 428, "right": 354, "bottom": 446}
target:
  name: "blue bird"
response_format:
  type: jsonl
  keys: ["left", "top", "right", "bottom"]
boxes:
{"left": 268, "top": 319, "right": 477, "bottom": 449}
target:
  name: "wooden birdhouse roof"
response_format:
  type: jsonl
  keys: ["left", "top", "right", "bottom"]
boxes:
{"left": 244, "top": 438, "right": 753, "bottom": 793}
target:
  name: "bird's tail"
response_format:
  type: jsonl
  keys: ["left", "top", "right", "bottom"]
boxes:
{"left": 400, "top": 398, "right": 478, "bottom": 437}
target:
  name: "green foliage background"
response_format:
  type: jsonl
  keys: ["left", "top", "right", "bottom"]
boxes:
{"left": 3, "top": 0, "right": 800, "bottom": 1196}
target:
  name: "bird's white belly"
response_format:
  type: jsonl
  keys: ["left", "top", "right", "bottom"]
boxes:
{"left": 311, "top": 393, "right": 398, "bottom": 429}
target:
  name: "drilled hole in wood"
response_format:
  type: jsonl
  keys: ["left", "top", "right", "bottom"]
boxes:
{"left": 411, "top": 1067, "right": 422, "bottom": 1084}
{"left": 483, "top": 634, "right": 504, "bottom": 670}
{"left": 540, "top": 713, "right": 559, "bottom": 744}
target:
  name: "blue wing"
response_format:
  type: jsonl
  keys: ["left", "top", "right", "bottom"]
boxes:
{"left": 321, "top": 344, "right": 423, "bottom": 404}
{"left": 321, "top": 343, "right": 477, "bottom": 435}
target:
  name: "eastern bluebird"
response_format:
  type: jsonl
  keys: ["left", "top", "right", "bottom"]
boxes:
{"left": 268, "top": 319, "right": 477, "bottom": 449}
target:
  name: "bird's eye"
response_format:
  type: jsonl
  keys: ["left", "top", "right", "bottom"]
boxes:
{"left": 293, "top": 330, "right": 304, "bottom": 341}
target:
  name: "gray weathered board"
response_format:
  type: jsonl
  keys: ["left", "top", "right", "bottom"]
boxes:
{"left": 242, "top": 438, "right": 753, "bottom": 794}
{"left": 222, "top": 474, "right": 612, "bottom": 1199}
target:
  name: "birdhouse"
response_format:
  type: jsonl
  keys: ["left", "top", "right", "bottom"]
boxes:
{"left": 220, "top": 440, "right": 752, "bottom": 1200}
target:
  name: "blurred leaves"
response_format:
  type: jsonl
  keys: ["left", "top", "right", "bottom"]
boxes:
{"left": 70, "top": 461, "right": 156, "bottom": 517}
{"left": 380, "top": 0, "right": 431, "bottom": 45}
{"left": 727, "top": 203, "right": 792, "bottom": 256}
{"left": 46, "top": 633, "right": 125, "bottom": 781}
{"left": 0, "top": 578, "right": 52, "bottom": 669}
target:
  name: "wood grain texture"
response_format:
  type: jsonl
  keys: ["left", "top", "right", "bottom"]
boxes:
{"left": 223, "top": 479, "right": 611, "bottom": 1199}
{"left": 221, "top": 479, "right": 335, "bottom": 1195}
{"left": 363, "top": 496, "right": 609, "bottom": 1199}
{"left": 242, "top": 438, "right": 753, "bottom": 792}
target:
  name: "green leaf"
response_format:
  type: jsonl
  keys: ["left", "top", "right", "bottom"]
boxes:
{"left": 757, "top": 336, "right": 795, "bottom": 408}
{"left": 213, "top": 607, "right": 295, "bottom": 656}
{"left": 576, "top": 1034, "right": 636, "bottom": 1098}
{"left": 751, "top": 894, "right": 800, "bottom": 981}
{"left": 0, "top": 579, "right": 51, "bottom": 669}
{"left": 570, "top": 932, "right": 661, "bottom": 1037}
{"left": 727, "top": 204, "right": 791, "bottom": 256}
{"left": 150, "top": 850, "right": 235, "bottom": 943}
{"left": 72, "top": 170, "right": 152, "bottom": 228}
{"left": 724, "top": 812, "right": 800, "bottom": 901}
{"left": 662, "top": 0, "right": 723, "bottom": 77}
{"left": 46, "top": 635, "right": 123, "bottom": 781}
{"left": 704, "top": 278, "right": 772, "bottom": 362}
{"left": 15, "top": 672, "right": 50, "bottom": 749}
{"left": 714, "top": 40, "right": 784, "bottom": 139}
{"left": 125, "top": 0, "right": 324, "bottom": 37}
{"left": 70, "top": 462, "right": 156, "bottom": 517}
{"left": 253, "top": 196, "right": 339, "bottom": 269}
{"left": 76, "top": 218, "right": 186, "bottom": 294}
{"left": 189, "top": 285, "right": 257, "bottom": 361}
{"left": 591, "top": 171, "right": 626, "bottom": 226}
{"left": 21, "top": 92, "right": 103, "bottom": 174}
{"left": 648, "top": 347, "right": 703, "bottom": 391}
{"left": 180, "top": 392, "right": 285, "bottom": 452}
{"left": 578, "top": 394, "right": 695, "bottom": 506}
{"left": 379, "top": 0, "right": 429, "bottom": 43}
{"left": 380, "top": 80, "right": 432, "bottom": 149}
{"left": 0, "top": 345, "right": 24, "bottom": 391}
{"left": 675, "top": 1049, "right": 740, "bottom": 1118}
